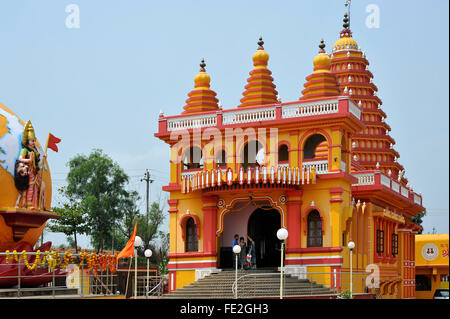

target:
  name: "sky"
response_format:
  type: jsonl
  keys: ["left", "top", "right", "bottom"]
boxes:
{"left": 0, "top": 0, "right": 448, "bottom": 248}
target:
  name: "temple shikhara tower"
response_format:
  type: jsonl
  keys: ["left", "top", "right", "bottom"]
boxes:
{"left": 155, "top": 13, "right": 425, "bottom": 299}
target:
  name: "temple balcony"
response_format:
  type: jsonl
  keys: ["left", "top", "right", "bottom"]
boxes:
{"left": 156, "top": 96, "right": 361, "bottom": 138}
{"left": 351, "top": 170, "right": 424, "bottom": 213}
{"left": 179, "top": 164, "right": 318, "bottom": 194}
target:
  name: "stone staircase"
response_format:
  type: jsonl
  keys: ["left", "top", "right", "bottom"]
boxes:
{"left": 162, "top": 269, "right": 337, "bottom": 299}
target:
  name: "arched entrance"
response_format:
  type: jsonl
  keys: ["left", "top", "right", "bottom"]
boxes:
{"left": 247, "top": 208, "right": 281, "bottom": 268}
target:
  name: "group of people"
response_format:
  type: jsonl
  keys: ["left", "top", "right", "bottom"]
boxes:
{"left": 232, "top": 234, "right": 256, "bottom": 270}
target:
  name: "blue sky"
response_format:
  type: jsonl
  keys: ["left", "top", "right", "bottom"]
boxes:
{"left": 0, "top": 0, "right": 448, "bottom": 248}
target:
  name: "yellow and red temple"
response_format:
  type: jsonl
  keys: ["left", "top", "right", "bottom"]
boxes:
{"left": 155, "top": 13, "right": 426, "bottom": 298}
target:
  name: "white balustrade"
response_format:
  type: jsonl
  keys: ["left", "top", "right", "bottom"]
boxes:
{"left": 180, "top": 165, "right": 316, "bottom": 194}
{"left": 352, "top": 171, "right": 422, "bottom": 207}
{"left": 282, "top": 100, "right": 338, "bottom": 119}
{"left": 400, "top": 186, "right": 409, "bottom": 198}
{"left": 340, "top": 160, "right": 347, "bottom": 172}
{"left": 348, "top": 100, "right": 362, "bottom": 119}
{"left": 414, "top": 194, "right": 422, "bottom": 205}
{"left": 222, "top": 107, "right": 276, "bottom": 125}
{"left": 391, "top": 181, "right": 400, "bottom": 193}
{"left": 302, "top": 160, "right": 328, "bottom": 175}
{"left": 380, "top": 174, "right": 391, "bottom": 188}
{"left": 354, "top": 173, "right": 375, "bottom": 185}
{"left": 181, "top": 169, "right": 203, "bottom": 178}
{"left": 167, "top": 114, "right": 217, "bottom": 131}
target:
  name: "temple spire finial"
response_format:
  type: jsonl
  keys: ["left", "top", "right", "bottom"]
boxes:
{"left": 257, "top": 36, "right": 264, "bottom": 50}
{"left": 344, "top": 0, "right": 351, "bottom": 29}
{"left": 319, "top": 39, "right": 326, "bottom": 52}
{"left": 200, "top": 58, "right": 206, "bottom": 71}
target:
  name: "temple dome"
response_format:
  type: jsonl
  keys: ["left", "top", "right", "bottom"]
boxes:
{"left": 238, "top": 37, "right": 278, "bottom": 108}
{"left": 182, "top": 59, "right": 220, "bottom": 114}
{"left": 333, "top": 36, "right": 358, "bottom": 51}
{"left": 332, "top": 13, "right": 359, "bottom": 52}
{"left": 300, "top": 40, "right": 340, "bottom": 101}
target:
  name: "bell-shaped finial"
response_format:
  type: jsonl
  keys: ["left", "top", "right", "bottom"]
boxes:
{"left": 200, "top": 58, "right": 206, "bottom": 71}
{"left": 343, "top": 12, "right": 350, "bottom": 29}
{"left": 319, "top": 39, "right": 326, "bottom": 52}
{"left": 258, "top": 36, "right": 264, "bottom": 49}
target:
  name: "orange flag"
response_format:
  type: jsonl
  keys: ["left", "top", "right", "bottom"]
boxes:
{"left": 117, "top": 222, "right": 137, "bottom": 259}
{"left": 47, "top": 133, "right": 61, "bottom": 152}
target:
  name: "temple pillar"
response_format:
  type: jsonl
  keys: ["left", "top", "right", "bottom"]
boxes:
{"left": 285, "top": 190, "right": 303, "bottom": 251}
{"left": 329, "top": 188, "right": 344, "bottom": 247}
{"left": 202, "top": 195, "right": 218, "bottom": 255}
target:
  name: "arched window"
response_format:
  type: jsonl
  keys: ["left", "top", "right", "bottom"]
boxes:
{"left": 182, "top": 146, "right": 203, "bottom": 170}
{"left": 185, "top": 218, "right": 198, "bottom": 252}
{"left": 307, "top": 210, "right": 323, "bottom": 247}
{"left": 216, "top": 150, "right": 226, "bottom": 167}
{"left": 278, "top": 144, "right": 289, "bottom": 163}
{"left": 303, "top": 134, "right": 327, "bottom": 160}
{"left": 241, "top": 140, "right": 264, "bottom": 170}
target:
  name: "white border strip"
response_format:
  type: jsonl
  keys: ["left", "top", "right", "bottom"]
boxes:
{"left": 286, "top": 255, "right": 343, "bottom": 260}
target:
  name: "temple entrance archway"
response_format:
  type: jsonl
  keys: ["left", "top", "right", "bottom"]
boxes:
{"left": 217, "top": 196, "right": 284, "bottom": 269}
{"left": 247, "top": 208, "right": 281, "bottom": 268}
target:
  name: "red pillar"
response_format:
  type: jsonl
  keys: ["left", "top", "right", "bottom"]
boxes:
{"left": 285, "top": 190, "right": 303, "bottom": 252}
{"left": 202, "top": 195, "right": 218, "bottom": 255}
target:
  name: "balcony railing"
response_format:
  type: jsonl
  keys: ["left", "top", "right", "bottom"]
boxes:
{"left": 181, "top": 165, "right": 316, "bottom": 194}
{"left": 222, "top": 107, "right": 276, "bottom": 125}
{"left": 282, "top": 100, "right": 338, "bottom": 118}
{"left": 167, "top": 113, "right": 217, "bottom": 131}
{"left": 302, "top": 160, "right": 329, "bottom": 175}
{"left": 353, "top": 171, "right": 423, "bottom": 207}
{"left": 159, "top": 97, "right": 361, "bottom": 133}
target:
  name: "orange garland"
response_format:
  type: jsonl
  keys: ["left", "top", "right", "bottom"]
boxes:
{"left": 4, "top": 250, "right": 118, "bottom": 275}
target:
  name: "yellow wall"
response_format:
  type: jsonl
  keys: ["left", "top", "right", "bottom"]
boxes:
{"left": 176, "top": 270, "right": 196, "bottom": 290}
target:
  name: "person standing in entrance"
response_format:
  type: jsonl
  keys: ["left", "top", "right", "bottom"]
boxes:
{"left": 247, "top": 236, "right": 256, "bottom": 270}
{"left": 239, "top": 237, "right": 247, "bottom": 270}
{"left": 232, "top": 234, "right": 239, "bottom": 268}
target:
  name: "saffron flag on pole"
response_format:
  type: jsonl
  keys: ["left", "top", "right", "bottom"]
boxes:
{"left": 46, "top": 133, "right": 61, "bottom": 152}
{"left": 117, "top": 222, "right": 138, "bottom": 259}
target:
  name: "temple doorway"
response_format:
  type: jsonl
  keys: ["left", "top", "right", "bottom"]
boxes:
{"left": 247, "top": 208, "right": 281, "bottom": 268}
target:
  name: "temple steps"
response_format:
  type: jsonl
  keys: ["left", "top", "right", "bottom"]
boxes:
{"left": 162, "top": 270, "right": 336, "bottom": 299}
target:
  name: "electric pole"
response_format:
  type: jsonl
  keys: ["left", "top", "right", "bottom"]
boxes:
{"left": 141, "top": 170, "right": 154, "bottom": 245}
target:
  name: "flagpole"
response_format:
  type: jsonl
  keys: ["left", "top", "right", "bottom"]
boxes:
{"left": 37, "top": 133, "right": 50, "bottom": 210}
{"left": 124, "top": 257, "right": 132, "bottom": 298}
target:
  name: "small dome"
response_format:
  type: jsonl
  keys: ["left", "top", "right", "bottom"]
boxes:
{"left": 299, "top": 40, "right": 340, "bottom": 101}
{"left": 313, "top": 40, "right": 331, "bottom": 72}
{"left": 238, "top": 37, "right": 278, "bottom": 108}
{"left": 252, "top": 37, "right": 270, "bottom": 65}
{"left": 194, "top": 70, "right": 211, "bottom": 86}
{"left": 182, "top": 59, "right": 219, "bottom": 114}
{"left": 313, "top": 53, "right": 331, "bottom": 68}
{"left": 333, "top": 36, "right": 358, "bottom": 51}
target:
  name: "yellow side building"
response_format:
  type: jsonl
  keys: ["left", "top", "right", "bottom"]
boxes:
{"left": 415, "top": 234, "right": 449, "bottom": 299}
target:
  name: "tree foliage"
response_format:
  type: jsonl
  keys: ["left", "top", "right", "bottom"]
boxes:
{"left": 412, "top": 211, "right": 427, "bottom": 234}
{"left": 48, "top": 186, "right": 89, "bottom": 253}
{"left": 65, "top": 149, "right": 138, "bottom": 252}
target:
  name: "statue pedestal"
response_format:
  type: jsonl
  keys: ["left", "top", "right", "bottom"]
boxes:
{"left": 0, "top": 208, "right": 58, "bottom": 242}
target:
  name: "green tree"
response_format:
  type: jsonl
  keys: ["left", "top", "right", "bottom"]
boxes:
{"left": 137, "top": 201, "right": 166, "bottom": 248}
{"left": 65, "top": 149, "right": 136, "bottom": 252}
{"left": 48, "top": 186, "right": 89, "bottom": 253}
{"left": 412, "top": 211, "right": 427, "bottom": 234}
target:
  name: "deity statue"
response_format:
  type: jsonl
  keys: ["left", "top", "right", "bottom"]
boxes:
{"left": 16, "top": 120, "right": 46, "bottom": 210}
